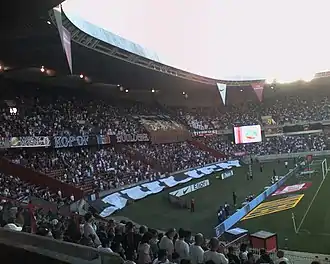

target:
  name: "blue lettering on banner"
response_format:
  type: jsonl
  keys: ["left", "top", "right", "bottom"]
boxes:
{"left": 54, "top": 135, "right": 89, "bottom": 148}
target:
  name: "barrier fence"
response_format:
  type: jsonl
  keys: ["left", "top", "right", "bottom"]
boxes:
{"left": 214, "top": 166, "right": 299, "bottom": 237}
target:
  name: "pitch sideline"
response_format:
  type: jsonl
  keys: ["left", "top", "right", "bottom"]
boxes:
{"left": 296, "top": 168, "right": 329, "bottom": 232}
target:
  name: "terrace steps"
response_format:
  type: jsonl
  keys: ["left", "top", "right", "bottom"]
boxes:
{"left": 189, "top": 139, "right": 227, "bottom": 159}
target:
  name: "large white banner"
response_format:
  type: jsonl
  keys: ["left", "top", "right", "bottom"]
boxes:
{"left": 169, "top": 179, "right": 210, "bottom": 197}
{"left": 216, "top": 83, "right": 227, "bottom": 105}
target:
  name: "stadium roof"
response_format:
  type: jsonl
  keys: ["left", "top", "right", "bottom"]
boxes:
{"left": 0, "top": 0, "right": 266, "bottom": 102}
{"left": 62, "top": 0, "right": 330, "bottom": 83}
{"left": 0, "top": 0, "right": 64, "bottom": 37}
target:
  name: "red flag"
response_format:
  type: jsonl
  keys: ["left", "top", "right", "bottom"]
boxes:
{"left": 251, "top": 82, "right": 265, "bottom": 102}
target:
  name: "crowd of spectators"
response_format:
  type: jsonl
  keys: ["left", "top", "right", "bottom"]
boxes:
{"left": 129, "top": 142, "right": 218, "bottom": 173}
{"left": 198, "top": 134, "right": 328, "bottom": 157}
{"left": 175, "top": 95, "right": 330, "bottom": 131}
{"left": 2, "top": 86, "right": 330, "bottom": 138}
{"left": 6, "top": 132, "right": 328, "bottom": 197}
{"left": 0, "top": 200, "right": 292, "bottom": 264}
{"left": 0, "top": 93, "right": 164, "bottom": 137}
{"left": 0, "top": 172, "right": 71, "bottom": 205}
{"left": 10, "top": 147, "right": 160, "bottom": 193}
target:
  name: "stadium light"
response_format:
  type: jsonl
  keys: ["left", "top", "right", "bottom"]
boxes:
{"left": 40, "top": 66, "right": 45, "bottom": 73}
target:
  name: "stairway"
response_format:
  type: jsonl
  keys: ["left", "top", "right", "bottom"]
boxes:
{"left": 48, "top": 169, "right": 94, "bottom": 195}
{"left": 189, "top": 139, "right": 227, "bottom": 159}
{"left": 119, "top": 144, "right": 166, "bottom": 173}
{"left": 0, "top": 158, "right": 84, "bottom": 199}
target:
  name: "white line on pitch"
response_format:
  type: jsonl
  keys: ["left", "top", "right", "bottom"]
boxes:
{"left": 296, "top": 177, "right": 326, "bottom": 232}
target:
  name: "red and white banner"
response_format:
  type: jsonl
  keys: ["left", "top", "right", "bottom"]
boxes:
{"left": 272, "top": 182, "right": 312, "bottom": 196}
{"left": 251, "top": 82, "right": 265, "bottom": 102}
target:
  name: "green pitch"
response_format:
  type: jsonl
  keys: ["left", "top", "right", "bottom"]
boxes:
{"left": 116, "top": 158, "right": 330, "bottom": 254}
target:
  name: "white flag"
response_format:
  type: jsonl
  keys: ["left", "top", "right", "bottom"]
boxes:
{"left": 216, "top": 83, "right": 227, "bottom": 105}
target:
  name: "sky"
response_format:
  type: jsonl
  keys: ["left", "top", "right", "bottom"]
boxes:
{"left": 63, "top": 0, "right": 330, "bottom": 82}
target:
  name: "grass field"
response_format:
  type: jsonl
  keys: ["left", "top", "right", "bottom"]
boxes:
{"left": 116, "top": 157, "right": 330, "bottom": 254}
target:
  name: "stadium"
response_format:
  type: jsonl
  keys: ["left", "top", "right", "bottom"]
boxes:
{"left": 1, "top": 1, "right": 330, "bottom": 264}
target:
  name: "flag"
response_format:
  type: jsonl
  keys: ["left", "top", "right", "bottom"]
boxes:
{"left": 61, "top": 26, "right": 73, "bottom": 74}
{"left": 53, "top": 5, "right": 73, "bottom": 74}
{"left": 53, "top": 5, "right": 63, "bottom": 40}
{"left": 251, "top": 82, "right": 265, "bottom": 102}
{"left": 216, "top": 83, "right": 227, "bottom": 105}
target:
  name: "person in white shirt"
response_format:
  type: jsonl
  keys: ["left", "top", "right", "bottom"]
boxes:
{"left": 190, "top": 233, "right": 204, "bottom": 264}
{"left": 153, "top": 249, "right": 170, "bottom": 264}
{"left": 137, "top": 233, "right": 152, "bottom": 264}
{"left": 275, "top": 251, "right": 290, "bottom": 264}
{"left": 203, "top": 237, "right": 228, "bottom": 264}
{"left": 83, "top": 212, "right": 101, "bottom": 247}
{"left": 98, "top": 240, "right": 113, "bottom": 253}
{"left": 239, "top": 243, "right": 248, "bottom": 263}
{"left": 175, "top": 229, "right": 190, "bottom": 262}
{"left": 159, "top": 228, "right": 176, "bottom": 260}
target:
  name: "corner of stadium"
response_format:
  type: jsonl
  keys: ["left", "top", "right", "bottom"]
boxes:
{"left": 1, "top": 1, "right": 330, "bottom": 263}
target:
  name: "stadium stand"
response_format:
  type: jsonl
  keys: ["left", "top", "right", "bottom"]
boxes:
{"left": 1, "top": 79, "right": 330, "bottom": 263}
{"left": 2, "top": 2, "right": 330, "bottom": 263}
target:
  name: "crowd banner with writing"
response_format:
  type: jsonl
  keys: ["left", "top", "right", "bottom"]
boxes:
{"left": 10, "top": 136, "right": 51, "bottom": 148}
{"left": 53, "top": 135, "right": 92, "bottom": 148}
{"left": 116, "top": 133, "right": 149, "bottom": 143}
{"left": 233, "top": 152, "right": 247, "bottom": 157}
{"left": 192, "top": 130, "right": 219, "bottom": 137}
{"left": 251, "top": 82, "right": 265, "bottom": 102}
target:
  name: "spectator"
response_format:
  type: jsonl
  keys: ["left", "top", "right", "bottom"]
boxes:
{"left": 275, "top": 251, "right": 289, "bottom": 264}
{"left": 226, "top": 246, "right": 240, "bottom": 264}
{"left": 123, "top": 222, "right": 139, "bottom": 261}
{"left": 149, "top": 229, "right": 160, "bottom": 259}
{"left": 190, "top": 233, "right": 204, "bottom": 264}
{"left": 203, "top": 237, "right": 228, "bottom": 264}
{"left": 152, "top": 249, "right": 169, "bottom": 264}
{"left": 239, "top": 244, "right": 248, "bottom": 263}
{"left": 175, "top": 228, "right": 190, "bottom": 262}
{"left": 244, "top": 253, "right": 255, "bottom": 264}
{"left": 137, "top": 232, "right": 153, "bottom": 264}
{"left": 256, "top": 249, "right": 273, "bottom": 264}
{"left": 83, "top": 212, "right": 101, "bottom": 247}
{"left": 159, "top": 228, "right": 176, "bottom": 260}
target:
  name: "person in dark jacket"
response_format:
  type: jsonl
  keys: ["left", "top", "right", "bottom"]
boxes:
{"left": 227, "top": 246, "right": 240, "bottom": 264}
